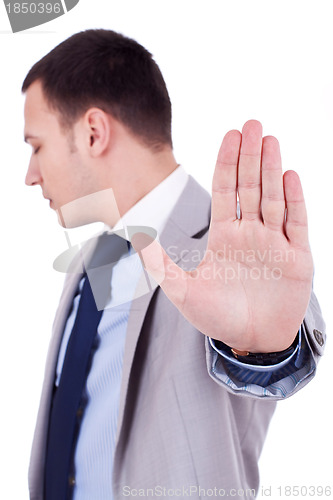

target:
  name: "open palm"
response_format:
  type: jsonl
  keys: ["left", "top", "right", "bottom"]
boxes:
{"left": 134, "top": 120, "right": 313, "bottom": 353}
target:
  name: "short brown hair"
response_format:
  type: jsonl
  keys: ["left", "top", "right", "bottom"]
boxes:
{"left": 22, "top": 29, "right": 172, "bottom": 150}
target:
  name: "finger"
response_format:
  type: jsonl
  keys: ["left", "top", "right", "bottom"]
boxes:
{"left": 238, "top": 120, "right": 263, "bottom": 221}
{"left": 261, "top": 136, "right": 285, "bottom": 231}
{"left": 211, "top": 130, "right": 241, "bottom": 223}
{"left": 283, "top": 170, "right": 309, "bottom": 248}
{"left": 131, "top": 232, "right": 188, "bottom": 309}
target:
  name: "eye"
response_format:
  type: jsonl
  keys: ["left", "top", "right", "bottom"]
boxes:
{"left": 33, "top": 147, "right": 40, "bottom": 155}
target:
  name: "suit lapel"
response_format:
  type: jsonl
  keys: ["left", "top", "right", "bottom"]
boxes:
{"left": 114, "top": 175, "right": 211, "bottom": 451}
{"left": 29, "top": 271, "right": 82, "bottom": 499}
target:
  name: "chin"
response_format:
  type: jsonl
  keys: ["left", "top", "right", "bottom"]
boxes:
{"left": 55, "top": 208, "right": 97, "bottom": 228}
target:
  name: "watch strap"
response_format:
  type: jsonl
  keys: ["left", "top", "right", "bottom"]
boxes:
{"left": 215, "top": 335, "right": 299, "bottom": 366}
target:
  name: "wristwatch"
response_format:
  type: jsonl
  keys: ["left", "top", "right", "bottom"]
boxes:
{"left": 217, "top": 334, "right": 299, "bottom": 366}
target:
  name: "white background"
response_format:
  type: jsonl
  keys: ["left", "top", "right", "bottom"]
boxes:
{"left": 0, "top": 1, "right": 332, "bottom": 498}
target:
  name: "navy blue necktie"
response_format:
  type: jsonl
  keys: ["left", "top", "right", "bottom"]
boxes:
{"left": 44, "top": 233, "right": 130, "bottom": 500}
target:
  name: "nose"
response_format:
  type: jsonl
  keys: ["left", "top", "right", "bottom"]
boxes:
{"left": 25, "top": 156, "right": 42, "bottom": 186}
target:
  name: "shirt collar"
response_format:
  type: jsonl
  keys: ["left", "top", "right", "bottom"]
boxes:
{"left": 109, "top": 166, "right": 189, "bottom": 237}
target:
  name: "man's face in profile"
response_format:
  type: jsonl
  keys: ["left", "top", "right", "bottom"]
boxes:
{"left": 24, "top": 80, "right": 94, "bottom": 214}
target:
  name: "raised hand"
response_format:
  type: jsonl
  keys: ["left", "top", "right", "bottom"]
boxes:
{"left": 133, "top": 120, "right": 314, "bottom": 353}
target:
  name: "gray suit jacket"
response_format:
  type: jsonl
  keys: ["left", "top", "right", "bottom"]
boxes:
{"left": 28, "top": 177, "right": 326, "bottom": 500}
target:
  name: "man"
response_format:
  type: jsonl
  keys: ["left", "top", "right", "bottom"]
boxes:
{"left": 23, "top": 29, "right": 325, "bottom": 500}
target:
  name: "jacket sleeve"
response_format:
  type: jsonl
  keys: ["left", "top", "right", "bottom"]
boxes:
{"left": 205, "top": 290, "right": 326, "bottom": 400}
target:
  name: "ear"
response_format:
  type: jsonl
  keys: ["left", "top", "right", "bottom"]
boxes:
{"left": 83, "top": 108, "right": 111, "bottom": 157}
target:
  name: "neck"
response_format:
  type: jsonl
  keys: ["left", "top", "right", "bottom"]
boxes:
{"left": 104, "top": 138, "right": 179, "bottom": 225}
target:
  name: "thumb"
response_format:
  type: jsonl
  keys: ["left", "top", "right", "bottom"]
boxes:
{"left": 131, "top": 232, "right": 188, "bottom": 308}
